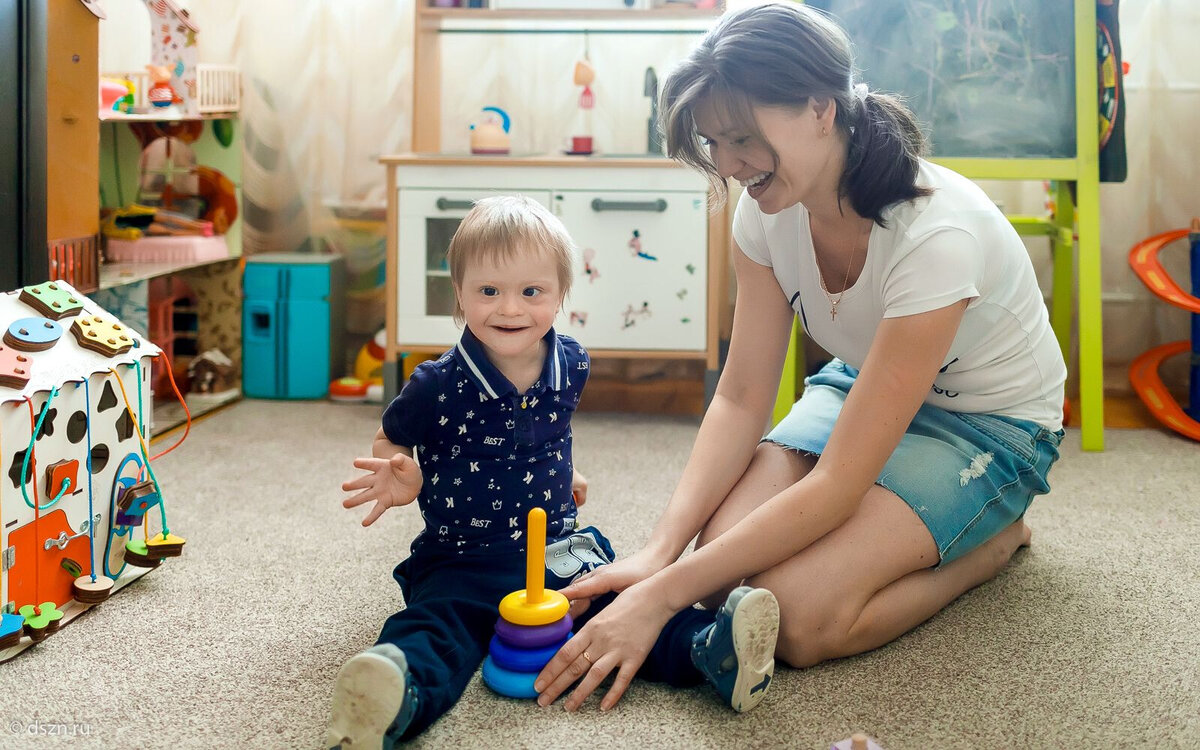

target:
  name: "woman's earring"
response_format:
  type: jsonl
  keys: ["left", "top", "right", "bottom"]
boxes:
{"left": 822, "top": 127, "right": 829, "bottom": 137}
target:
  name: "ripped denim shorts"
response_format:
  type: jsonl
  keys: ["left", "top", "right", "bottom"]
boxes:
{"left": 764, "top": 359, "right": 1064, "bottom": 566}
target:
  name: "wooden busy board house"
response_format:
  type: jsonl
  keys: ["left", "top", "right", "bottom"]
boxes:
{"left": 0, "top": 281, "right": 184, "bottom": 662}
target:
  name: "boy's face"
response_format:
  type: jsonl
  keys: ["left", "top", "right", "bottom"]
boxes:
{"left": 456, "top": 246, "right": 563, "bottom": 362}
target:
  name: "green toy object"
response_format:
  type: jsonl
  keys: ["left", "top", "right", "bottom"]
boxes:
{"left": 19, "top": 603, "right": 64, "bottom": 642}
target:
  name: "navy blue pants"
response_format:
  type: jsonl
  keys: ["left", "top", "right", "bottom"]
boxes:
{"left": 376, "top": 527, "right": 714, "bottom": 740}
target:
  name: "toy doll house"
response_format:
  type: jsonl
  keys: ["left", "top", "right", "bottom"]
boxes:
{"left": 0, "top": 281, "right": 184, "bottom": 661}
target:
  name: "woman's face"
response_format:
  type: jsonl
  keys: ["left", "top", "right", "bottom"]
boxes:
{"left": 693, "top": 96, "right": 839, "bottom": 215}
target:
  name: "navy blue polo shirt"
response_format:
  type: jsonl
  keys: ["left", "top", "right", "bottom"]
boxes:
{"left": 381, "top": 326, "right": 589, "bottom": 555}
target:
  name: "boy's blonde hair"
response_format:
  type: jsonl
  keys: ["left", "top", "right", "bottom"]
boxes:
{"left": 446, "top": 195, "right": 576, "bottom": 325}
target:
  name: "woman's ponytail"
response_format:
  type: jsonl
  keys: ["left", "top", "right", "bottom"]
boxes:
{"left": 839, "top": 91, "right": 932, "bottom": 225}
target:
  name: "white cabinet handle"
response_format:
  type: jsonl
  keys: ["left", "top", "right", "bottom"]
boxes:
{"left": 435, "top": 198, "right": 475, "bottom": 211}
{"left": 590, "top": 198, "right": 667, "bottom": 213}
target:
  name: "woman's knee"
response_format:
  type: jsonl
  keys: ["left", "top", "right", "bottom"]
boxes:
{"left": 773, "top": 598, "right": 857, "bottom": 668}
{"left": 696, "top": 443, "right": 812, "bottom": 549}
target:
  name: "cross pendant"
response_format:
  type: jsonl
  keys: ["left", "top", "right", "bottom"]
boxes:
{"left": 830, "top": 307, "right": 838, "bottom": 322}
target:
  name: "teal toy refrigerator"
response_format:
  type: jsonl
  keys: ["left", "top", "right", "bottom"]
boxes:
{"left": 243, "top": 253, "right": 346, "bottom": 399}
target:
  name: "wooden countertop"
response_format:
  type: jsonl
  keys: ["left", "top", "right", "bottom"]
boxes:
{"left": 380, "top": 153, "right": 685, "bottom": 169}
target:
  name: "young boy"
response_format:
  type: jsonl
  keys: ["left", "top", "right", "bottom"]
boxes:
{"left": 327, "top": 196, "right": 780, "bottom": 748}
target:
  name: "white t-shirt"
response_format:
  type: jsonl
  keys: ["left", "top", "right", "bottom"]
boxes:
{"left": 734, "top": 160, "right": 1066, "bottom": 430}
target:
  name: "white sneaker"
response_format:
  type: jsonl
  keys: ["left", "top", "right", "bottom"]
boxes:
{"left": 326, "top": 644, "right": 418, "bottom": 749}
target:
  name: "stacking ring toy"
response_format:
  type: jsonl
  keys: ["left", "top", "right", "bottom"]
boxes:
{"left": 494, "top": 613, "right": 573, "bottom": 649}
{"left": 488, "top": 633, "right": 570, "bottom": 673}
{"left": 497, "top": 509, "right": 569, "bottom": 626}
{"left": 484, "top": 507, "right": 577, "bottom": 699}
{"left": 482, "top": 656, "right": 539, "bottom": 699}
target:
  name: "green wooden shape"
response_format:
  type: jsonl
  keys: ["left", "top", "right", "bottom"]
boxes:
{"left": 20, "top": 282, "right": 84, "bottom": 319}
{"left": 18, "top": 602, "right": 64, "bottom": 630}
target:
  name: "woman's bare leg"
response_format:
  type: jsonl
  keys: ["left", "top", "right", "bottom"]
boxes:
{"left": 692, "top": 444, "right": 1032, "bottom": 667}
{"left": 692, "top": 442, "right": 815, "bottom": 608}
{"left": 825, "top": 519, "right": 1031, "bottom": 660}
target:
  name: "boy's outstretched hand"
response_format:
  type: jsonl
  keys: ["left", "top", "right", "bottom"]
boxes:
{"left": 571, "top": 468, "right": 588, "bottom": 507}
{"left": 342, "top": 452, "right": 423, "bottom": 526}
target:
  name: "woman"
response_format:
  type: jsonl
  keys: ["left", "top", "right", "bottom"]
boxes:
{"left": 534, "top": 2, "right": 1066, "bottom": 712}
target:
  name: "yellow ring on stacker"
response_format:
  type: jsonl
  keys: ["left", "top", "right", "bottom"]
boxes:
{"left": 498, "top": 588, "right": 569, "bottom": 626}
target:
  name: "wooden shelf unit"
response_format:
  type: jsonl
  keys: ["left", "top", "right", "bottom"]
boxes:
{"left": 411, "top": 2, "right": 724, "bottom": 153}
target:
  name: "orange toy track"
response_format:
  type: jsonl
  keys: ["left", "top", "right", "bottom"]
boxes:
{"left": 1129, "top": 342, "right": 1200, "bottom": 442}
{"left": 1127, "top": 223, "right": 1200, "bottom": 441}
{"left": 1128, "top": 228, "right": 1199, "bottom": 312}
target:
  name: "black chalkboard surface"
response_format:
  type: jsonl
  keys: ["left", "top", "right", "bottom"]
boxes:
{"left": 811, "top": 0, "right": 1078, "bottom": 159}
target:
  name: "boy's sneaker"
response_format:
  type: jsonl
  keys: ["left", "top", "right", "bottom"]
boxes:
{"left": 326, "top": 644, "right": 419, "bottom": 749}
{"left": 691, "top": 586, "right": 780, "bottom": 713}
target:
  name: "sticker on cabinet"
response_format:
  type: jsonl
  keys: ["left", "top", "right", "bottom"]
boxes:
{"left": 582, "top": 249, "right": 601, "bottom": 283}
{"left": 621, "top": 302, "right": 652, "bottom": 329}
{"left": 628, "top": 230, "right": 657, "bottom": 261}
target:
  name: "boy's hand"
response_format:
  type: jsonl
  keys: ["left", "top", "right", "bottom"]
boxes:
{"left": 341, "top": 452, "right": 423, "bottom": 526}
{"left": 571, "top": 468, "right": 588, "bottom": 507}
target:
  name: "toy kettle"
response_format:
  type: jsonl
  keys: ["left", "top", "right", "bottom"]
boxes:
{"left": 469, "top": 106, "right": 511, "bottom": 155}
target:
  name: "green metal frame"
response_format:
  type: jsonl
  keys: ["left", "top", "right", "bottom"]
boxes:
{"left": 776, "top": 0, "right": 1104, "bottom": 450}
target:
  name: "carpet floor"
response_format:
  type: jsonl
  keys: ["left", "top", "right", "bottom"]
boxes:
{"left": 2, "top": 400, "right": 1197, "bottom": 749}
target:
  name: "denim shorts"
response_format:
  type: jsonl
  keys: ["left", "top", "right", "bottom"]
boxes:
{"left": 765, "top": 359, "right": 1064, "bottom": 566}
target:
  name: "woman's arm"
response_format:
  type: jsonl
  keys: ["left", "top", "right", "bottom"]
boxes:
{"left": 641, "top": 245, "right": 797, "bottom": 562}
{"left": 559, "top": 245, "right": 796, "bottom": 611}
{"left": 651, "top": 298, "right": 970, "bottom": 610}
{"left": 536, "top": 298, "right": 970, "bottom": 711}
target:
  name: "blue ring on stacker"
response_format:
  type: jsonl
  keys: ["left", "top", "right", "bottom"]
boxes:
{"left": 494, "top": 613, "right": 573, "bottom": 649}
{"left": 488, "top": 633, "right": 570, "bottom": 673}
{"left": 482, "top": 655, "right": 539, "bottom": 699}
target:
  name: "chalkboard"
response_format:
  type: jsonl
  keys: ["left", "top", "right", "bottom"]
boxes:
{"left": 811, "top": 0, "right": 1077, "bottom": 159}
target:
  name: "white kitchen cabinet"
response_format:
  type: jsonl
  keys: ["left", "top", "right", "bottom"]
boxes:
{"left": 554, "top": 189, "right": 708, "bottom": 350}
{"left": 383, "top": 157, "right": 725, "bottom": 398}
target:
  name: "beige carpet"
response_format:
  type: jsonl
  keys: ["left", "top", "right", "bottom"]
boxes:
{"left": 3, "top": 400, "right": 1198, "bottom": 749}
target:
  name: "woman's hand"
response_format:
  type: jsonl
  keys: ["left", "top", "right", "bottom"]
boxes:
{"left": 535, "top": 579, "right": 677, "bottom": 712}
{"left": 341, "top": 452, "right": 423, "bottom": 526}
{"left": 561, "top": 546, "right": 673, "bottom": 619}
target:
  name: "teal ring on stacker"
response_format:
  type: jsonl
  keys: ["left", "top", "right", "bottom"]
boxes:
{"left": 482, "top": 655, "right": 539, "bottom": 699}
{"left": 488, "top": 633, "right": 570, "bottom": 673}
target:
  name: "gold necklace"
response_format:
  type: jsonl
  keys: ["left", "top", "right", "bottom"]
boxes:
{"left": 817, "top": 220, "right": 870, "bottom": 322}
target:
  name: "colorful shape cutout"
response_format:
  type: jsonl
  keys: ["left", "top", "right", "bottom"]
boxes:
{"left": 0, "top": 612, "right": 24, "bottom": 649}
{"left": 4, "top": 317, "right": 63, "bottom": 351}
{"left": 45, "top": 459, "right": 79, "bottom": 498}
{"left": 0, "top": 344, "right": 32, "bottom": 389}
{"left": 70, "top": 315, "right": 134, "bottom": 356}
{"left": 20, "top": 282, "right": 84, "bottom": 319}
{"left": 19, "top": 602, "right": 64, "bottom": 642}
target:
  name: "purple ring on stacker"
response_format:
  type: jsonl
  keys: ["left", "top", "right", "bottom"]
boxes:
{"left": 494, "top": 613, "right": 573, "bottom": 649}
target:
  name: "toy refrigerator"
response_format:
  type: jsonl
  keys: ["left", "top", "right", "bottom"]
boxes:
{"left": 242, "top": 254, "right": 345, "bottom": 399}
